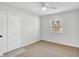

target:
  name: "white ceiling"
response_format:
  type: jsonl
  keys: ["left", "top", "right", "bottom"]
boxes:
{"left": 3, "top": 2, "right": 79, "bottom": 16}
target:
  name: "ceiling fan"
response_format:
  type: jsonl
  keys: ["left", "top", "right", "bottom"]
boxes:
{"left": 40, "top": 2, "right": 57, "bottom": 11}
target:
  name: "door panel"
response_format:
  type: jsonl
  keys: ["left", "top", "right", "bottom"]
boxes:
{"left": 7, "top": 14, "right": 21, "bottom": 52}
{"left": 0, "top": 11, "right": 7, "bottom": 55}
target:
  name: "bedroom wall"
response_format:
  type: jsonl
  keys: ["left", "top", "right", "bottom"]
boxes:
{"left": 22, "top": 14, "right": 40, "bottom": 46}
{"left": 0, "top": 3, "right": 40, "bottom": 47}
{"left": 40, "top": 10, "right": 79, "bottom": 48}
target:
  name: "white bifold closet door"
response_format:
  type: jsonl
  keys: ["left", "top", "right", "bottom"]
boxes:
{"left": 0, "top": 11, "right": 7, "bottom": 55}
{"left": 7, "top": 14, "right": 21, "bottom": 52}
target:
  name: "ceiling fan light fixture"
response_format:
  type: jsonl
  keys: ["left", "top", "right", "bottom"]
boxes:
{"left": 41, "top": 6, "right": 47, "bottom": 11}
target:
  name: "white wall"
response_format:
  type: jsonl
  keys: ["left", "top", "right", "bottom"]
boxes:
{"left": 0, "top": 3, "right": 40, "bottom": 47}
{"left": 40, "top": 10, "right": 79, "bottom": 48}
{"left": 22, "top": 14, "right": 40, "bottom": 46}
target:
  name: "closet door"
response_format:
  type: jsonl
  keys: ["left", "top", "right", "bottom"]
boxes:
{"left": 0, "top": 11, "right": 7, "bottom": 55}
{"left": 7, "top": 14, "right": 21, "bottom": 52}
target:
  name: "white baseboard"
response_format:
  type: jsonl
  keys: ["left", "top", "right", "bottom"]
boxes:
{"left": 42, "top": 39, "right": 79, "bottom": 48}
{"left": 22, "top": 39, "right": 40, "bottom": 47}
{"left": 21, "top": 38, "right": 79, "bottom": 48}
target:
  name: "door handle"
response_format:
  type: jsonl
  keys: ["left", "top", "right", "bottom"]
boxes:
{"left": 0, "top": 35, "right": 2, "bottom": 37}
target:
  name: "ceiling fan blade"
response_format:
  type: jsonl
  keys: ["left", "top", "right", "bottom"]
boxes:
{"left": 48, "top": 6, "right": 57, "bottom": 9}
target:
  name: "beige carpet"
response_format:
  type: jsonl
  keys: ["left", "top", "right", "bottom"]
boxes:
{"left": 17, "top": 40, "right": 79, "bottom": 57}
{"left": 3, "top": 48, "right": 26, "bottom": 57}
